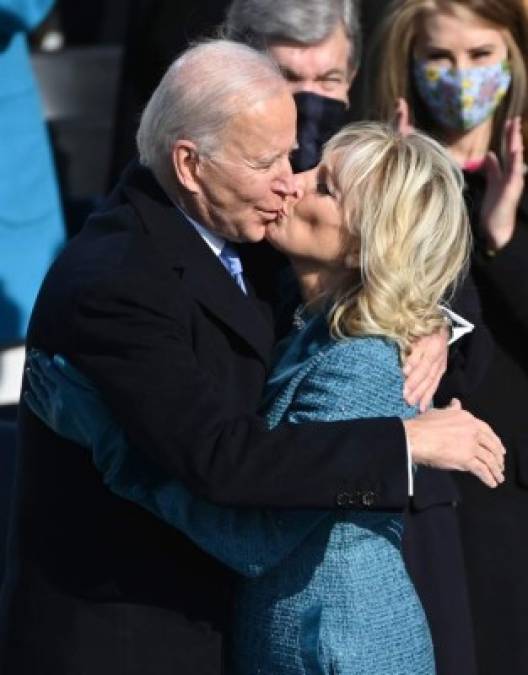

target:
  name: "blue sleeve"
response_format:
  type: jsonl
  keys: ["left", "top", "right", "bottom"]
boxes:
{"left": 64, "top": 339, "right": 411, "bottom": 576}
{"left": 25, "top": 352, "right": 327, "bottom": 576}
{"left": 0, "top": 0, "right": 54, "bottom": 34}
{"left": 92, "top": 421, "right": 327, "bottom": 578}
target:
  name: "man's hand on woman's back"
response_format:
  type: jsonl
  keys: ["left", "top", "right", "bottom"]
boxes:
{"left": 403, "top": 398, "right": 506, "bottom": 488}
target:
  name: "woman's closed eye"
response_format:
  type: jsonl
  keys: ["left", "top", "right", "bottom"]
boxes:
{"left": 468, "top": 48, "right": 494, "bottom": 60}
{"left": 316, "top": 182, "right": 334, "bottom": 197}
{"left": 425, "top": 47, "right": 495, "bottom": 64}
{"left": 426, "top": 49, "right": 452, "bottom": 62}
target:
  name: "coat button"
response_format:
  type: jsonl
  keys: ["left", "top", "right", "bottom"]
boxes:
{"left": 336, "top": 492, "right": 350, "bottom": 507}
{"left": 361, "top": 490, "right": 376, "bottom": 507}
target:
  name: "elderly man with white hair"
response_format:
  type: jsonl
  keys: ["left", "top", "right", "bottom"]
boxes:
{"left": 2, "top": 39, "right": 502, "bottom": 675}
{"left": 109, "top": 0, "right": 361, "bottom": 177}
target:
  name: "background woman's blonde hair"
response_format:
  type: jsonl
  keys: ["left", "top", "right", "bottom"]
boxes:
{"left": 368, "top": 0, "right": 528, "bottom": 163}
{"left": 325, "top": 122, "right": 471, "bottom": 355}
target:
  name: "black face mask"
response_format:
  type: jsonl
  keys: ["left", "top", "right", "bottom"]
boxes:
{"left": 290, "top": 91, "right": 348, "bottom": 173}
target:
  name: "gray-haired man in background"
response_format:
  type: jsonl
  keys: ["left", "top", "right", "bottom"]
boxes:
{"left": 225, "top": 0, "right": 360, "bottom": 171}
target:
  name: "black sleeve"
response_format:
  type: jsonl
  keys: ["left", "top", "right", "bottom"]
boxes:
{"left": 70, "top": 274, "right": 409, "bottom": 511}
{"left": 465, "top": 173, "right": 528, "bottom": 334}
{"left": 435, "top": 272, "right": 494, "bottom": 406}
{"left": 473, "top": 223, "right": 528, "bottom": 334}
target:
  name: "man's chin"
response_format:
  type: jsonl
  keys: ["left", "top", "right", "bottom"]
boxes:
{"left": 244, "top": 223, "right": 270, "bottom": 243}
{"left": 236, "top": 215, "right": 284, "bottom": 243}
{"left": 230, "top": 232, "right": 263, "bottom": 245}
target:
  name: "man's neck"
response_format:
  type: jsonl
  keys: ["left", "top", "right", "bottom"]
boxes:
{"left": 154, "top": 171, "right": 226, "bottom": 254}
{"left": 155, "top": 171, "right": 190, "bottom": 213}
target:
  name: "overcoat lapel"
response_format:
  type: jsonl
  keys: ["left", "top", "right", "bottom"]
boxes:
{"left": 123, "top": 169, "right": 275, "bottom": 365}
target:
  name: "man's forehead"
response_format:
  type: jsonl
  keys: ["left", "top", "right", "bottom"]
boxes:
{"left": 269, "top": 23, "right": 352, "bottom": 76}
{"left": 223, "top": 91, "right": 297, "bottom": 148}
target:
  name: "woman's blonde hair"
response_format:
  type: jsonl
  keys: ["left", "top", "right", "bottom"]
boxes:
{"left": 324, "top": 122, "right": 471, "bottom": 354}
{"left": 369, "top": 0, "right": 528, "bottom": 162}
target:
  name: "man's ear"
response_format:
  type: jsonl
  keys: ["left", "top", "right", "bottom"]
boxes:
{"left": 344, "top": 68, "right": 357, "bottom": 109}
{"left": 172, "top": 140, "right": 201, "bottom": 193}
{"left": 347, "top": 67, "right": 357, "bottom": 88}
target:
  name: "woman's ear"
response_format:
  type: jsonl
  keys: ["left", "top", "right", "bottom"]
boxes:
{"left": 172, "top": 140, "right": 201, "bottom": 193}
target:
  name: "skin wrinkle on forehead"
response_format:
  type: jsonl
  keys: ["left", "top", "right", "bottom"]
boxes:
{"left": 267, "top": 22, "right": 354, "bottom": 104}
{"left": 211, "top": 92, "right": 298, "bottom": 166}
{"left": 212, "top": 92, "right": 296, "bottom": 168}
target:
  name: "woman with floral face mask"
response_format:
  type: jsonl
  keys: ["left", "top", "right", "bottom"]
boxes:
{"left": 371, "top": 2, "right": 528, "bottom": 674}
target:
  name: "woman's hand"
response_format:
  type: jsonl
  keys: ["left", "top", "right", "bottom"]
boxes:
{"left": 403, "top": 327, "right": 449, "bottom": 412}
{"left": 480, "top": 116, "right": 525, "bottom": 252}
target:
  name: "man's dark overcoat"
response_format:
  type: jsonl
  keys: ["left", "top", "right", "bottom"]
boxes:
{"left": 0, "top": 163, "right": 418, "bottom": 674}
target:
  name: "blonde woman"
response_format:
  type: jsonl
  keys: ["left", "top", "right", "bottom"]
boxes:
{"left": 24, "top": 123, "right": 473, "bottom": 674}
{"left": 370, "top": 2, "right": 528, "bottom": 672}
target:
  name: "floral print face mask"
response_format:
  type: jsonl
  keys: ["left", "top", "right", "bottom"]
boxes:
{"left": 413, "top": 58, "right": 511, "bottom": 131}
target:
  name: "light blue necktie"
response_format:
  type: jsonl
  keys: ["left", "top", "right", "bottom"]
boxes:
{"left": 219, "top": 244, "right": 247, "bottom": 294}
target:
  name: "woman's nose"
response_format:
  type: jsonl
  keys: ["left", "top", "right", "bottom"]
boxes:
{"left": 453, "top": 56, "right": 471, "bottom": 71}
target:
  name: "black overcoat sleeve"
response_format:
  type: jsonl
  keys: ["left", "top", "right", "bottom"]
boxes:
{"left": 67, "top": 271, "right": 408, "bottom": 511}
{"left": 28, "top": 164, "right": 410, "bottom": 512}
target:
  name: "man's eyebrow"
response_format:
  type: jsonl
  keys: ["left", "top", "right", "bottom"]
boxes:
{"left": 279, "top": 65, "right": 304, "bottom": 80}
{"left": 249, "top": 144, "right": 297, "bottom": 166}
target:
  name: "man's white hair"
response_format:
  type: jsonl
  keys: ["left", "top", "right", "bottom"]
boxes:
{"left": 136, "top": 39, "right": 286, "bottom": 181}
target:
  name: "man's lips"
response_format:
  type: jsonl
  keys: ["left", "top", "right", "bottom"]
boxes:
{"left": 258, "top": 206, "right": 289, "bottom": 222}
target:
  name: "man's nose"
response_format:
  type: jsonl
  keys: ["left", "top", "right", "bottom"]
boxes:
{"left": 290, "top": 80, "right": 319, "bottom": 97}
{"left": 290, "top": 174, "right": 305, "bottom": 202}
{"left": 271, "top": 157, "right": 297, "bottom": 197}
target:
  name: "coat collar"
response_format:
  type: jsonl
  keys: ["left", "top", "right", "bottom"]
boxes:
{"left": 120, "top": 163, "right": 275, "bottom": 365}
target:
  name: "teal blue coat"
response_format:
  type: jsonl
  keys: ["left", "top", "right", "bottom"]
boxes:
{"left": 41, "top": 312, "right": 435, "bottom": 674}
{"left": 0, "top": 0, "right": 64, "bottom": 343}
